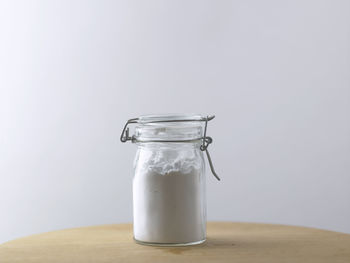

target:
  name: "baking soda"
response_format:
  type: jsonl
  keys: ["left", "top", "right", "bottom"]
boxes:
{"left": 133, "top": 150, "right": 206, "bottom": 244}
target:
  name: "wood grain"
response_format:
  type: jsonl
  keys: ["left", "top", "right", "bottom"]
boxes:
{"left": 1, "top": 222, "right": 350, "bottom": 262}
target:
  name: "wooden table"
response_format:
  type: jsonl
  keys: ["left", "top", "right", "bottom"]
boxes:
{"left": 1, "top": 222, "right": 350, "bottom": 262}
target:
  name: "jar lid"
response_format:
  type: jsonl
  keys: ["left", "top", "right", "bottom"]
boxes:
{"left": 137, "top": 114, "right": 212, "bottom": 124}
{"left": 121, "top": 114, "right": 215, "bottom": 142}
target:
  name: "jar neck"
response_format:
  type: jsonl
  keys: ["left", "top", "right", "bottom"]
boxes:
{"left": 134, "top": 122, "right": 203, "bottom": 143}
{"left": 136, "top": 141, "right": 202, "bottom": 150}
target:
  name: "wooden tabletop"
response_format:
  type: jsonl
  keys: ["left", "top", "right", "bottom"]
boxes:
{"left": 1, "top": 222, "right": 350, "bottom": 263}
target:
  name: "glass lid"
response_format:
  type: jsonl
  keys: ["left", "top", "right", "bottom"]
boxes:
{"left": 137, "top": 114, "right": 212, "bottom": 124}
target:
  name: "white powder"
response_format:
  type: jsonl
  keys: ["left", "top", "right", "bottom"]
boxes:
{"left": 133, "top": 149, "right": 206, "bottom": 244}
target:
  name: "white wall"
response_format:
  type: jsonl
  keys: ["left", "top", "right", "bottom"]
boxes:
{"left": 1, "top": 0, "right": 349, "bottom": 244}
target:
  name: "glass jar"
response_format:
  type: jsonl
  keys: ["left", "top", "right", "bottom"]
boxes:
{"left": 120, "top": 114, "right": 219, "bottom": 246}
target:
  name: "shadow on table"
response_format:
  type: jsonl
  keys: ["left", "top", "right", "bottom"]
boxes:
{"left": 158, "top": 237, "right": 237, "bottom": 255}
{"left": 203, "top": 237, "right": 237, "bottom": 248}
{"left": 159, "top": 235, "right": 292, "bottom": 255}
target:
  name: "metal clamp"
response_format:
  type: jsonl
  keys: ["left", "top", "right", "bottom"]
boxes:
{"left": 199, "top": 117, "right": 220, "bottom": 181}
{"left": 120, "top": 115, "right": 220, "bottom": 181}
{"left": 120, "top": 118, "right": 138, "bottom": 142}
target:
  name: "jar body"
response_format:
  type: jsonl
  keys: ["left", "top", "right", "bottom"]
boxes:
{"left": 133, "top": 142, "right": 206, "bottom": 246}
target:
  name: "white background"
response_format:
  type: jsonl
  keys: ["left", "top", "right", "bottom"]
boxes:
{"left": 1, "top": 0, "right": 350, "bottom": 244}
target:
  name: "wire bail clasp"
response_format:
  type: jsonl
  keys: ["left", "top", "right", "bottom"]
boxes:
{"left": 200, "top": 116, "right": 220, "bottom": 181}
{"left": 120, "top": 118, "right": 138, "bottom": 143}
